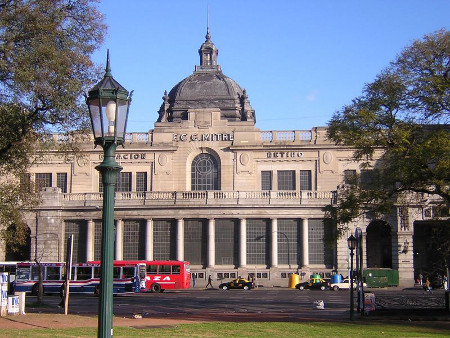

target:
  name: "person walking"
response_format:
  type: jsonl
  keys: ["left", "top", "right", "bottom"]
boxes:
{"left": 206, "top": 275, "right": 213, "bottom": 288}
{"left": 192, "top": 273, "right": 196, "bottom": 288}
{"left": 425, "top": 277, "right": 432, "bottom": 293}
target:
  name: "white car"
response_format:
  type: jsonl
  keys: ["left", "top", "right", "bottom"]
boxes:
{"left": 330, "top": 279, "right": 367, "bottom": 291}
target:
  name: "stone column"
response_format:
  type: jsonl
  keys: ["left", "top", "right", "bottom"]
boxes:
{"left": 302, "top": 218, "right": 309, "bottom": 267}
{"left": 145, "top": 219, "right": 153, "bottom": 261}
{"left": 176, "top": 219, "right": 184, "bottom": 261}
{"left": 86, "top": 219, "right": 94, "bottom": 262}
{"left": 271, "top": 218, "right": 278, "bottom": 267}
{"left": 207, "top": 218, "right": 215, "bottom": 267}
{"left": 115, "top": 219, "right": 123, "bottom": 260}
{"left": 239, "top": 218, "right": 247, "bottom": 268}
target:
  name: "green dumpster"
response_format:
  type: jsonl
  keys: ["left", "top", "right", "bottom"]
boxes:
{"left": 363, "top": 268, "right": 399, "bottom": 287}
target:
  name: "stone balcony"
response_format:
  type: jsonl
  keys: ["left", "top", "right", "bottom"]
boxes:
{"left": 40, "top": 188, "right": 337, "bottom": 208}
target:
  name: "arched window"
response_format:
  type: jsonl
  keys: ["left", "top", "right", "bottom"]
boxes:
{"left": 191, "top": 153, "right": 218, "bottom": 191}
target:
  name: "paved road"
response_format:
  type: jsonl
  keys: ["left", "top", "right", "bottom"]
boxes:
{"left": 26, "top": 288, "right": 351, "bottom": 320}
{"left": 25, "top": 287, "right": 448, "bottom": 321}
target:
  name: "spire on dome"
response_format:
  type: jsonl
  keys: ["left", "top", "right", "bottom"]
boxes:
{"left": 205, "top": 5, "right": 211, "bottom": 41}
{"left": 198, "top": 6, "right": 219, "bottom": 69}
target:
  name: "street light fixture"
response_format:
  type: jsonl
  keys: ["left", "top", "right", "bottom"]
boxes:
{"left": 86, "top": 50, "right": 132, "bottom": 338}
{"left": 347, "top": 234, "right": 357, "bottom": 320}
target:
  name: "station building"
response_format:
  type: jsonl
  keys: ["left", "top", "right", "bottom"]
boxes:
{"left": 3, "top": 30, "right": 447, "bottom": 287}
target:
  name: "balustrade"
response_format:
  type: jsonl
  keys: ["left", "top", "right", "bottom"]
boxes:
{"left": 57, "top": 189, "right": 336, "bottom": 207}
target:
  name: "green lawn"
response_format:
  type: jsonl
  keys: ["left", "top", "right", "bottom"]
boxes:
{"left": 2, "top": 321, "right": 448, "bottom": 337}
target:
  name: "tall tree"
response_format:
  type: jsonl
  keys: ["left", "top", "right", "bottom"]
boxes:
{"left": 327, "top": 29, "right": 449, "bottom": 230}
{"left": 0, "top": 0, "right": 106, "bottom": 252}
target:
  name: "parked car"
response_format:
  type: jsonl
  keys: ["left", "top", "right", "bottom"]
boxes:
{"left": 219, "top": 278, "right": 254, "bottom": 290}
{"left": 296, "top": 277, "right": 330, "bottom": 291}
{"left": 330, "top": 278, "right": 367, "bottom": 291}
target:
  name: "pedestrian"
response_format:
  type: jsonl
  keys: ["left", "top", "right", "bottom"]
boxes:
{"left": 206, "top": 275, "right": 213, "bottom": 288}
{"left": 419, "top": 273, "right": 423, "bottom": 286}
{"left": 58, "top": 280, "right": 66, "bottom": 308}
{"left": 424, "top": 277, "right": 432, "bottom": 293}
{"left": 192, "top": 273, "right": 196, "bottom": 288}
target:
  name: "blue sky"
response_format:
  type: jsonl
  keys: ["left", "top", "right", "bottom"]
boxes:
{"left": 92, "top": 0, "right": 449, "bottom": 132}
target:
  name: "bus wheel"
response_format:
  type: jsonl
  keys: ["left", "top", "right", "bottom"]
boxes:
{"left": 151, "top": 283, "right": 161, "bottom": 293}
{"left": 31, "top": 284, "right": 39, "bottom": 296}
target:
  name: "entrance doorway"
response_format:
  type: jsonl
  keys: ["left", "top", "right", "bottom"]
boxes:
{"left": 366, "top": 220, "right": 392, "bottom": 268}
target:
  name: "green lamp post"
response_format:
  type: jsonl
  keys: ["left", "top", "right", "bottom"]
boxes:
{"left": 347, "top": 234, "right": 357, "bottom": 321}
{"left": 86, "top": 50, "right": 132, "bottom": 338}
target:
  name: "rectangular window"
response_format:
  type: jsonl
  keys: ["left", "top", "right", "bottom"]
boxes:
{"left": 99, "top": 172, "right": 132, "bottom": 192}
{"left": 277, "top": 170, "right": 295, "bottom": 190}
{"left": 299, "top": 170, "right": 312, "bottom": 190}
{"left": 153, "top": 220, "right": 176, "bottom": 260}
{"left": 94, "top": 221, "right": 102, "bottom": 261}
{"left": 122, "top": 267, "right": 136, "bottom": 279}
{"left": 20, "top": 174, "right": 32, "bottom": 192}
{"left": 136, "top": 172, "right": 147, "bottom": 192}
{"left": 57, "top": 173, "right": 67, "bottom": 193}
{"left": 45, "top": 266, "right": 61, "bottom": 281}
{"left": 360, "top": 169, "right": 372, "bottom": 188}
{"left": 261, "top": 171, "right": 272, "bottom": 190}
{"left": 147, "top": 265, "right": 157, "bottom": 274}
{"left": 159, "top": 265, "right": 171, "bottom": 274}
{"left": 172, "top": 265, "right": 180, "bottom": 275}
{"left": 246, "top": 219, "right": 270, "bottom": 265}
{"left": 64, "top": 220, "right": 87, "bottom": 263}
{"left": 117, "top": 172, "right": 132, "bottom": 192}
{"left": 35, "top": 173, "right": 52, "bottom": 192}
{"left": 308, "top": 219, "right": 333, "bottom": 267}
{"left": 344, "top": 170, "right": 357, "bottom": 184}
{"left": 76, "top": 267, "right": 92, "bottom": 280}
{"left": 215, "top": 219, "right": 239, "bottom": 266}
{"left": 123, "top": 220, "right": 145, "bottom": 260}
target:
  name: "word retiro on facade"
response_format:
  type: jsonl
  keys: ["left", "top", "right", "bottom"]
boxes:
{"left": 172, "top": 133, "right": 234, "bottom": 142}
{"left": 266, "top": 151, "right": 303, "bottom": 158}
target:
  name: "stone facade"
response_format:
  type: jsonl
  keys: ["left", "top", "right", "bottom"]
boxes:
{"left": 1, "top": 31, "right": 446, "bottom": 288}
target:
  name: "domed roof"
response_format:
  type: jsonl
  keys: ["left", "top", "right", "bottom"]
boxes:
{"left": 157, "top": 29, "right": 255, "bottom": 124}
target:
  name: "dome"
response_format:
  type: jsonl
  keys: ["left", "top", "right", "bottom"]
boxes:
{"left": 157, "top": 30, "right": 255, "bottom": 124}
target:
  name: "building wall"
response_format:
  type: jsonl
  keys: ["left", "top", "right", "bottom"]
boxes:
{"left": 5, "top": 112, "right": 438, "bottom": 287}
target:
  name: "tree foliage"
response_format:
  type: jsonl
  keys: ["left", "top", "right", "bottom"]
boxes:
{"left": 0, "top": 0, "right": 106, "bottom": 250}
{"left": 327, "top": 29, "right": 449, "bottom": 227}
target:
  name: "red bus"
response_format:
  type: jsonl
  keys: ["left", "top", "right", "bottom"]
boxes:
{"left": 14, "top": 260, "right": 190, "bottom": 295}
{"left": 88, "top": 260, "right": 191, "bottom": 293}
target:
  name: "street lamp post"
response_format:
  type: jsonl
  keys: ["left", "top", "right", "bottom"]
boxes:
{"left": 277, "top": 231, "right": 291, "bottom": 269}
{"left": 86, "top": 50, "right": 132, "bottom": 338}
{"left": 256, "top": 231, "right": 291, "bottom": 268}
{"left": 347, "top": 234, "right": 357, "bottom": 321}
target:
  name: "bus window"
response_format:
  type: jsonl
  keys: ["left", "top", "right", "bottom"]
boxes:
{"left": 31, "top": 266, "right": 40, "bottom": 281}
{"left": 113, "top": 267, "right": 121, "bottom": 279}
{"left": 45, "top": 266, "right": 61, "bottom": 280}
{"left": 147, "top": 265, "right": 157, "bottom": 274}
{"left": 172, "top": 265, "right": 181, "bottom": 275}
{"left": 93, "top": 267, "right": 100, "bottom": 278}
{"left": 16, "top": 267, "right": 31, "bottom": 281}
{"left": 76, "top": 267, "right": 92, "bottom": 280}
{"left": 159, "top": 265, "right": 171, "bottom": 275}
{"left": 122, "top": 267, "right": 135, "bottom": 279}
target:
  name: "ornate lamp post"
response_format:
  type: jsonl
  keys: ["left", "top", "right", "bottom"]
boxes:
{"left": 86, "top": 50, "right": 132, "bottom": 338}
{"left": 347, "top": 234, "right": 357, "bottom": 320}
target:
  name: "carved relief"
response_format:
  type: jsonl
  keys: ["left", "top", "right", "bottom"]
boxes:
{"left": 323, "top": 151, "right": 332, "bottom": 164}
{"left": 240, "top": 153, "right": 249, "bottom": 166}
{"left": 158, "top": 154, "right": 167, "bottom": 166}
